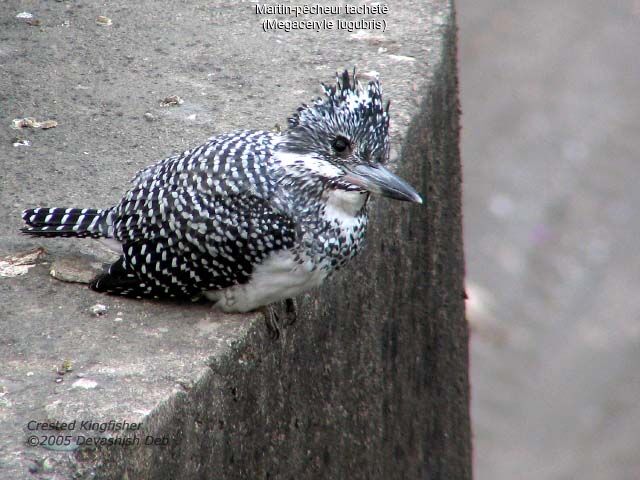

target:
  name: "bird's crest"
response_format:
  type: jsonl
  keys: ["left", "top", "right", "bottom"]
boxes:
{"left": 285, "top": 69, "right": 391, "bottom": 164}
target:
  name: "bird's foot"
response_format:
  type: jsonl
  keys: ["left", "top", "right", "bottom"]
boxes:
{"left": 262, "top": 298, "right": 297, "bottom": 340}
{"left": 262, "top": 305, "right": 281, "bottom": 340}
{"left": 284, "top": 297, "right": 298, "bottom": 327}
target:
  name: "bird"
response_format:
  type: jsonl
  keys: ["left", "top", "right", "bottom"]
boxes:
{"left": 21, "top": 69, "right": 422, "bottom": 314}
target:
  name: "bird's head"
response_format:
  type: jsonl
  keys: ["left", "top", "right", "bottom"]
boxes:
{"left": 280, "top": 69, "right": 422, "bottom": 204}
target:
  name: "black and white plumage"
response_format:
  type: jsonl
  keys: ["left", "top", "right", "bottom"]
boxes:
{"left": 21, "top": 70, "right": 422, "bottom": 312}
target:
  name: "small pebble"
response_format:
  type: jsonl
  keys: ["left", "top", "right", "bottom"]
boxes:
{"left": 90, "top": 304, "right": 108, "bottom": 316}
{"left": 50, "top": 257, "right": 101, "bottom": 284}
{"left": 143, "top": 112, "right": 155, "bottom": 122}
{"left": 41, "top": 457, "right": 54, "bottom": 473}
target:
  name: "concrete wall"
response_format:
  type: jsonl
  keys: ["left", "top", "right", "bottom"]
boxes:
{"left": 0, "top": 1, "right": 470, "bottom": 478}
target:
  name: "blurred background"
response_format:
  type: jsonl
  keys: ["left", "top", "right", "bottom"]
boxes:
{"left": 458, "top": 1, "right": 640, "bottom": 479}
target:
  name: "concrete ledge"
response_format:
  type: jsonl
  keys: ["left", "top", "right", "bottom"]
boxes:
{"left": 0, "top": 0, "right": 469, "bottom": 478}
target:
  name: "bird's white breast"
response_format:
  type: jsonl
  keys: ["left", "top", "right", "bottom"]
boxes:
{"left": 204, "top": 250, "right": 327, "bottom": 312}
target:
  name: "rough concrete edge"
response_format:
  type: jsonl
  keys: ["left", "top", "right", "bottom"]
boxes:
{"left": 407, "top": 2, "right": 471, "bottom": 476}
{"left": 56, "top": 312, "right": 266, "bottom": 478}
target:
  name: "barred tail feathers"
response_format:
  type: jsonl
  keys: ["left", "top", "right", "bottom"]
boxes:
{"left": 21, "top": 207, "right": 114, "bottom": 238}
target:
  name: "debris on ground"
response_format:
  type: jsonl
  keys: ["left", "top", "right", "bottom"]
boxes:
{"left": 0, "top": 248, "right": 46, "bottom": 277}
{"left": 96, "top": 15, "right": 112, "bottom": 26}
{"left": 28, "top": 457, "right": 55, "bottom": 474}
{"left": 11, "top": 118, "right": 58, "bottom": 130}
{"left": 160, "top": 95, "right": 184, "bottom": 107}
{"left": 12, "top": 138, "right": 31, "bottom": 147}
{"left": 16, "top": 12, "right": 42, "bottom": 26}
{"left": 72, "top": 378, "right": 98, "bottom": 389}
{"left": 57, "top": 360, "right": 73, "bottom": 375}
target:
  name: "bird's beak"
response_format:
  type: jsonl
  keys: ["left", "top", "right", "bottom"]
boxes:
{"left": 344, "top": 164, "right": 423, "bottom": 204}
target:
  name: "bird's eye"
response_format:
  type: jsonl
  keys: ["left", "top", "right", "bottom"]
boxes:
{"left": 332, "top": 136, "right": 350, "bottom": 153}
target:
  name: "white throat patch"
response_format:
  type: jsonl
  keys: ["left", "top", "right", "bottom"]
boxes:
{"left": 323, "top": 189, "right": 367, "bottom": 221}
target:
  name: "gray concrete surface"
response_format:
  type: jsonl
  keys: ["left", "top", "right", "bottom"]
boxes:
{"left": 1, "top": 1, "right": 469, "bottom": 479}
{"left": 459, "top": 1, "right": 640, "bottom": 479}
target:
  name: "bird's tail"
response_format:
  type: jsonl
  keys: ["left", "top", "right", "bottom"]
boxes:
{"left": 21, "top": 207, "right": 114, "bottom": 238}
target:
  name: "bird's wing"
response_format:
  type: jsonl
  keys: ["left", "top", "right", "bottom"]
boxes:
{"left": 92, "top": 130, "right": 297, "bottom": 299}
{"left": 99, "top": 190, "right": 296, "bottom": 298}
{"left": 131, "top": 130, "right": 279, "bottom": 200}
